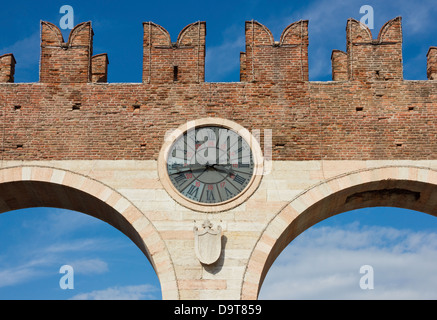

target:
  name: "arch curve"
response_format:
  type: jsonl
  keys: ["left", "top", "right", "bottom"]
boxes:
{"left": 0, "top": 165, "right": 178, "bottom": 299}
{"left": 241, "top": 165, "right": 437, "bottom": 299}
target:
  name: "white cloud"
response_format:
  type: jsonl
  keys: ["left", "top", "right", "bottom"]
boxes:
{"left": 259, "top": 223, "right": 437, "bottom": 299}
{"left": 0, "top": 256, "right": 54, "bottom": 288}
{"left": 0, "top": 212, "right": 110, "bottom": 289}
{"left": 45, "top": 238, "right": 110, "bottom": 253}
{"left": 0, "top": 31, "right": 39, "bottom": 68}
{"left": 66, "top": 258, "right": 109, "bottom": 275}
{"left": 391, "top": 0, "right": 437, "bottom": 35}
{"left": 0, "top": 265, "right": 42, "bottom": 288}
{"left": 205, "top": 30, "right": 245, "bottom": 82}
{"left": 0, "top": 30, "right": 40, "bottom": 81}
{"left": 70, "top": 284, "right": 159, "bottom": 300}
{"left": 21, "top": 209, "right": 101, "bottom": 238}
{"left": 0, "top": 252, "right": 108, "bottom": 288}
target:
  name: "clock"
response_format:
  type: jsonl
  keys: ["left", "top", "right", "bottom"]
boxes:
{"left": 158, "top": 118, "right": 264, "bottom": 212}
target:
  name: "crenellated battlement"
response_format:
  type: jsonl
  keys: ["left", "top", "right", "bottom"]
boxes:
{"left": 0, "top": 53, "right": 16, "bottom": 82}
{"left": 0, "top": 15, "right": 436, "bottom": 163}
{"left": 1, "top": 15, "right": 437, "bottom": 302}
{"left": 240, "top": 20, "right": 309, "bottom": 82}
{"left": 427, "top": 46, "right": 437, "bottom": 80}
{"left": 0, "top": 17, "right": 436, "bottom": 83}
{"left": 143, "top": 21, "right": 206, "bottom": 83}
{"left": 40, "top": 21, "right": 91, "bottom": 83}
{"left": 331, "top": 17, "right": 403, "bottom": 81}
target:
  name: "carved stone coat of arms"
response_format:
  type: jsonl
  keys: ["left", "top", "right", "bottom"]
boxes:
{"left": 193, "top": 219, "right": 222, "bottom": 265}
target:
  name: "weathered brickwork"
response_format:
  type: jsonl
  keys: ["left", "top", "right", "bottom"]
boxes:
{"left": 0, "top": 53, "right": 15, "bottom": 83}
{"left": 1, "top": 80, "right": 435, "bottom": 161}
{"left": 0, "top": 17, "right": 436, "bottom": 162}
{"left": 143, "top": 21, "right": 206, "bottom": 83}
{"left": 427, "top": 46, "right": 437, "bottom": 80}
{"left": 0, "top": 17, "right": 437, "bottom": 300}
{"left": 241, "top": 20, "right": 309, "bottom": 82}
{"left": 40, "top": 21, "right": 94, "bottom": 83}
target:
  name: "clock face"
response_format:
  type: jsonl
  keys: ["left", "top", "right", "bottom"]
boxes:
{"left": 166, "top": 126, "right": 254, "bottom": 204}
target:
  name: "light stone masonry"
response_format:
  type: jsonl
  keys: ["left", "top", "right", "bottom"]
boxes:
{"left": 1, "top": 159, "right": 436, "bottom": 299}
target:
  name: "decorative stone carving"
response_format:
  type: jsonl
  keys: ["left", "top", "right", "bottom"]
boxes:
{"left": 194, "top": 219, "right": 222, "bottom": 265}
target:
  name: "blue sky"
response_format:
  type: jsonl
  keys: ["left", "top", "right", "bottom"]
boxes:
{"left": 2, "top": 0, "right": 437, "bottom": 83}
{"left": 1, "top": 0, "right": 437, "bottom": 299}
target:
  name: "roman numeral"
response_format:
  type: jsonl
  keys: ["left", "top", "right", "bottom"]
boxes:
{"left": 233, "top": 174, "right": 246, "bottom": 185}
{"left": 174, "top": 173, "right": 186, "bottom": 185}
{"left": 224, "top": 187, "right": 233, "bottom": 198}
{"left": 187, "top": 184, "right": 199, "bottom": 198}
{"left": 206, "top": 190, "right": 215, "bottom": 201}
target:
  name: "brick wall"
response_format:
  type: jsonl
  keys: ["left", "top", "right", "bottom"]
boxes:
{"left": 427, "top": 47, "right": 437, "bottom": 80}
{"left": 143, "top": 21, "right": 206, "bottom": 83}
{"left": 0, "top": 17, "right": 436, "bottom": 161}
{"left": 91, "top": 53, "right": 109, "bottom": 83}
{"left": 241, "top": 20, "right": 308, "bottom": 82}
{"left": 40, "top": 21, "right": 94, "bottom": 83}
{"left": 346, "top": 17, "right": 403, "bottom": 81}
{"left": 0, "top": 53, "right": 16, "bottom": 82}
{"left": 331, "top": 50, "right": 347, "bottom": 81}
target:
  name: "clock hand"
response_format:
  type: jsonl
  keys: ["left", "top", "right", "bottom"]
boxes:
{"left": 169, "top": 167, "right": 190, "bottom": 175}
{"left": 169, "top": 163, "right": 208, "bottom": 175}
{"left": 212, "top": 164, "right": 234, "bottom": 175}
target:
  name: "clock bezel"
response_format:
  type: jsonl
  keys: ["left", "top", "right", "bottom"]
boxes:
{"left": 158, "top": 118, "right": 264, "bottom": 213}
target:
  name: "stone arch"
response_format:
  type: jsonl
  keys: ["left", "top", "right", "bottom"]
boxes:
{"left": 0, "top": 165, "right": 178, "bottom": 300}
{"left": 241, "top": 165, "right": 437, "bottom": 299}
